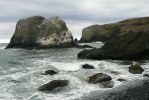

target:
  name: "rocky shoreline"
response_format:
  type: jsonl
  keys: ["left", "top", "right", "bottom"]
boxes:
{"left": 78, "top": 17, "right": 149, "bottom": 60}
{"left": 76, "top": 79, "right": 149, "bottom": 100}
{"left": 5, "top": 16, "right": 149, "bottom": 99}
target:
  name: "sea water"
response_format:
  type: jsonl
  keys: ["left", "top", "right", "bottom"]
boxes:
{"left": 0, "top": 42, "right": 148, "bottom": 100}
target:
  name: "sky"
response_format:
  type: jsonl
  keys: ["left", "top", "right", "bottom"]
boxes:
{"left": 0, "top": 0, "right": 149, "bottom": 41}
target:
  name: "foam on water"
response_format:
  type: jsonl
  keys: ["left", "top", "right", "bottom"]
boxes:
{"left": 0, "top": 43, "right": 148, "bottom": 100}
{"left": 0, "top": 39, "right": 10, "bottom": 43}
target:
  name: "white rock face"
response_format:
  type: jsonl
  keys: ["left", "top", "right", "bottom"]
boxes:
{"left": 36, "top": 17, "right": 73, "bottom": 46}
{"left": 37, "top": 31, "right": 73, "bottom": 46}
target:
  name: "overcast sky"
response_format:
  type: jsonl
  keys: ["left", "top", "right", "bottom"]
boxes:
{"left": 0, "top": 0, "right": 149, "bottom": 40}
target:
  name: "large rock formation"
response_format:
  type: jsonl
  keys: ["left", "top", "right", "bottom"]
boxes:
{"left": 79, "top": 25, "right": 119, "bottom": 42}
{"left": 6, "top": 16, "right": 74, "bottom": 48}
{"left": 78, "top": 17, "right": 149, "bottom": 60}
{"left": 79, "top": 17, "right": 149, "bottom": 43}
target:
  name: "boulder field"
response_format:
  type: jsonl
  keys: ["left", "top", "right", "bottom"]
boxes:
{"left": 6, "top": 16, "right": 74, "bottom": 49}
{"left": 78, "top": 17, "right": 149, "bottom": 60}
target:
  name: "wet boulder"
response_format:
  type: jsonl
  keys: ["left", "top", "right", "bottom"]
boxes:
{"left": 82, "top": 64, "right": 95, "bottom": 69}
{"left": 143, "top": 73, "right": 149, "bottom": 77}
{"left": 117, "top": 78, "right": 127, "bottom": 82}
{"left": 88, "top": 73, "right": 112, "bottom": 83}
{"left": 128, "top": 64, "right": 144, "bottom": 74}
{"left": 88, "top": 73, "right": 113, "bottom": 88}
{"left": 42, "top": 70, "right": 58, "bottom": 75}
{"left": 38, "top": 80, "right": 69, "bottom": 91}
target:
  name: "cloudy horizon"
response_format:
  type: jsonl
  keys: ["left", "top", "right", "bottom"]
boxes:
{"left": 0, "top": 0, "right": 149, "bottom": 41}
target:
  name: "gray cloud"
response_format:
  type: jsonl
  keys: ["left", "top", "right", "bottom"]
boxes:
{"left": 0, "top": 0, "right": 149, "bottom": 40}
{"left": 0, "top": 0, "right": 149, "bottom": 23}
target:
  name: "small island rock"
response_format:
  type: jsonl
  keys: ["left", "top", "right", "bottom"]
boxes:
{"left": 6, "top": 16, "right": 73, "bottom": 49}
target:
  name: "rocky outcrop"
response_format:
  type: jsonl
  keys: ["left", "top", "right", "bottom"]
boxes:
{"left": 78, "top": 31, "right": 149, "bottom": 60}
{"left": 79, "top": 17, "right": 149, "bottom": 43}
{"left": 6, "top": 16, "right": 74, "bottom": 49}
{"left": 79, "top": 25, "right": 119, "bottom": 43}
{"left": 128, "top": 64, "right": 144, "bottom": 74}
{"left": 78, "top": 17, "right": 149, "bottom": 60}
{"left": 38, "top": 80, "right": 69, "bottom": 91}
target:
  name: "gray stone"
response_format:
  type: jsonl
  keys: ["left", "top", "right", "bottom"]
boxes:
{"left": 6, "top": 16, "right": 73, "bottom": 49}
{"left": 38, "top": 80, "right": 69, "bottom": 91}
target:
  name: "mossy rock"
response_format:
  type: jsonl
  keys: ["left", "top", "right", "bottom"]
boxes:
{"left": 88, "top": 73, "right": 112, "bottom": 84}
{"left": 128, "top": 64, "right": 144, "bottom": 74}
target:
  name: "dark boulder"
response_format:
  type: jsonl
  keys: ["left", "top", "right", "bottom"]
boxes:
{"left": 143, "top": 73, "right": 149, "bottom": 77}
{"left": 117, "top": 78, "right": 127, "bottom": 82}
{"left": 128, "top": 64, "right": 144, "bottom": 74}
{"left": 38, "top": 80, "right": 69, "bottom": 91}
{"left": 82, "top": 64, "right": 95, "bottom": 69}
{"left": 42, "top": 70, "right": 58, "bottom": 75}
{"left": 88, "top": 73, "right": 112, "bottom": 83}
{"left": 87, "top": 73, "right": 113, "bottom": 88}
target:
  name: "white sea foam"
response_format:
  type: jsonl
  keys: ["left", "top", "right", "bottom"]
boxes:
{"left": 0, "top": 43, "right": 147, "bottom": 100}
{"left": 0, "top": 39, "right": 10, "bottom": 43}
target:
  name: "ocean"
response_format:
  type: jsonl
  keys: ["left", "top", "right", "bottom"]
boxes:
{"left": 0, "top": 42, "right": 148, "bottom": 100}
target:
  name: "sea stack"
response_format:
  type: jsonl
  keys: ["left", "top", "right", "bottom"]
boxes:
{"left": 6, "top": 16, "right": 74, "bottom": 49}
